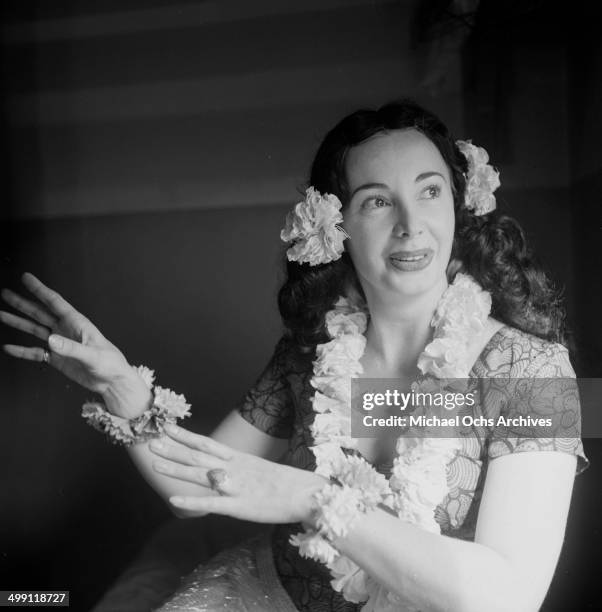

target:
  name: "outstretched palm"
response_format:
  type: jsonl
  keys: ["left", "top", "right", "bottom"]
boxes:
{"left": 1, "top": 273, "right": 132, "bottom": 396}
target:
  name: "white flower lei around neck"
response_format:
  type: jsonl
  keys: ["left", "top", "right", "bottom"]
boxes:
{"left": 290, "top": 273, "right": 492, "bottom": 612}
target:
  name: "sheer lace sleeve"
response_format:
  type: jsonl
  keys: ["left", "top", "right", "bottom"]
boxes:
{"left": 235, "top": 336, "right": 295, "bottom": 439}
{"left": 487, "top": 338, "right": 590, "bottom": 474}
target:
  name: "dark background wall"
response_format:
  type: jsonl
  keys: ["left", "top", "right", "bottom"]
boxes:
{"left": 1, "top": 1, "right": 600, "bottom": 610}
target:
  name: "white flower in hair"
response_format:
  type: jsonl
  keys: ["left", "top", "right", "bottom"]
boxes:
{"left": 456, "top": 140, "right": 500, "bottom": 216}
{"left": 280, "top": 187, "right": 349, "bottom": 266}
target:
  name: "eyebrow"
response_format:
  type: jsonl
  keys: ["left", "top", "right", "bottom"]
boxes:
{"left": 415, "top": 171, "right": 447, "bottom": 183}
{"left": 349, "top": 182, "right": 388, "bottom": 199}
{"left": 350, "top": 172, "right": 447, "bottom": 199}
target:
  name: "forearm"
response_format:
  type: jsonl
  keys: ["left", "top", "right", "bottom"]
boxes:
{"left": 126, "top": 439, "right": 213, "bottom": 517}
{"left": 332, "top": 507, "right": 532, "bottom": 612}
{"left": 106, "top": 371, "right": 290, "bottom": 516}
{"left": 103, "top": 372, "right": 212, "bottom": 516}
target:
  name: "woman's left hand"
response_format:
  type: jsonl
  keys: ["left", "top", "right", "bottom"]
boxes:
{"left": 149, "top": 424, "right": 326, "bottom": 524}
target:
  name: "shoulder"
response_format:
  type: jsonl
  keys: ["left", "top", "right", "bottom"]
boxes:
{"left": 269, "top": 334, "right": 315, "bottom": 376}
{"left": 476, "top": 324, "right": 574, "bottom": 378}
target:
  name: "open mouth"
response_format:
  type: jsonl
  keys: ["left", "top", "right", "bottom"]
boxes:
{"left": 389, "top": 248, "right": 433, "bottom": 261}
{"left": 389, "top": 249, "right": 434, "bottom": 270}
{"left": 391, "top": 253, "right": 428, "bottom": 262}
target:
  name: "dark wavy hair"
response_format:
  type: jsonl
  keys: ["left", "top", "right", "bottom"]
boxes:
{"left": 278, "top": 99, "right": 568, "bottom": 349}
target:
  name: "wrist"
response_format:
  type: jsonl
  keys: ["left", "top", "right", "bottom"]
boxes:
{"left": 102, "top": 366, "right": 153, "bottom": 419}
{"left": 298, "top": 473, "right": 329, "bottom": 528}
{"left": 83, "top": 364, "right": 191, "bottom": 446}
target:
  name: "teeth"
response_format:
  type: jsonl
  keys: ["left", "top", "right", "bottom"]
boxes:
{"left": 394, "top": 254, "right": 426, "bottom": 261}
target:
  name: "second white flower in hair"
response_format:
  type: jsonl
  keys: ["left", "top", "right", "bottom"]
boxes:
{"left": 456, "top": 140, "right": 500, "bottom": 216}
{"left": 280, "top": 187, "right": 349, "bottom": 266}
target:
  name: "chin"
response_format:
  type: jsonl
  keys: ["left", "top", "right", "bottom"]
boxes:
{"left": 388, "top": 270, "right": 447, "bottom": 298}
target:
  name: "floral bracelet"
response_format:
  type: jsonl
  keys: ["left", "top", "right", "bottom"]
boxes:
{"left": 290, "top": 483, "right": 362, "bottom": 565}
{"left": 81, "top": 365, "right": 191, "bottom": 446}
{"left": 290, "top": 464, "right": 388, "bottom": 565}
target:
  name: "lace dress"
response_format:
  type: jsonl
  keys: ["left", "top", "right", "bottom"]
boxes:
{"left": 156, "top": 325, "right": 589, "bottom": 611}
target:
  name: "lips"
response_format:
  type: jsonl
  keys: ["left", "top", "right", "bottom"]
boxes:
{"left": 389, "top": 248, "right": 433, "bottom": 262}
{"left": 389, "top": 248, "right": 434, "bottom": 271}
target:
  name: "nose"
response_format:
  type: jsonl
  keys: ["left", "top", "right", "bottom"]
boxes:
{"left": 391, "top": 200, "right": 424, "bottom": 238}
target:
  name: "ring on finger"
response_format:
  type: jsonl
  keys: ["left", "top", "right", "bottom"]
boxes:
{"left": 207, "top": 468, "right": 230, "bottom": 496}
{"left": 42, "top": 349, "right": 50, "bottom": 364}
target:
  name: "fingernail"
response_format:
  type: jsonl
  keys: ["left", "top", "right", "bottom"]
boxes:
{"left": 170, "top": 496, "right": 184, "bottom": 505}
{"left": 150, "top": 441, "right": 164, "bottom": 451}
{"left": 48, "top": 335, "right": 63, "bottom": 350}
{"left": 164, "top": 424, "right": 179, "bottom": 435}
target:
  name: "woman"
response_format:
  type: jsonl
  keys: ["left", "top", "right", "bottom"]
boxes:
{"left": 1, "top": 100, "right": 588, "bottom": 611}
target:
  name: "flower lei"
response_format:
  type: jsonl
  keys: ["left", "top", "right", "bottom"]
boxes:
{"left": 290, "top": 273, "right": 492, "bottom": 612}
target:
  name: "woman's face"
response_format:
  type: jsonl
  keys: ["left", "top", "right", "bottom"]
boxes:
{"left": 342, "top": 129, "right": 455, "bottom": 302}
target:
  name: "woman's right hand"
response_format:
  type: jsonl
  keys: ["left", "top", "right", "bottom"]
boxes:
{"left": 1, "top": 272, "right": 151, "bottom": 418}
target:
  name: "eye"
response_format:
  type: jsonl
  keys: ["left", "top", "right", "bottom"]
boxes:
{"left": 361, "top": 196, "right": 391, "bottom": 210}
{"left": 421, "top": 184, "right": 441, "bottom": 200}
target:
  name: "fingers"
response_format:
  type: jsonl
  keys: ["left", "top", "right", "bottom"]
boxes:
{"left": 163, "top": 424, "right": 235, "bottom": 461}
{"left": 21, "top": 273, "right": 76, "bottom": 319}
{"left": 0, "top": 310, "right": 50, "bottom": 341}
{"left": 168, "top": 495, "right": 240, "bottom": 518}
{"left": 206, "top": 468, "right": 232, "bottom": 496}
{"left": 3, "top": 333, "right": 97, "bottom": 368}
{"left": 1, "top": 288, "right": 57, "bottom": 328}
{"left": 149, "top": 437, "right": 226, "bottom": 470}
{"left": 3, "top": 344, "right": 51, "bottom": 363}
{"left": 152, "top": 460, "right": 214, "bottom": 488}
{"left": 3, "top": 274, "right": 104, "bottom": 344}
{"left": 46, "top": 333, "right": 97, "bottom": 366}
